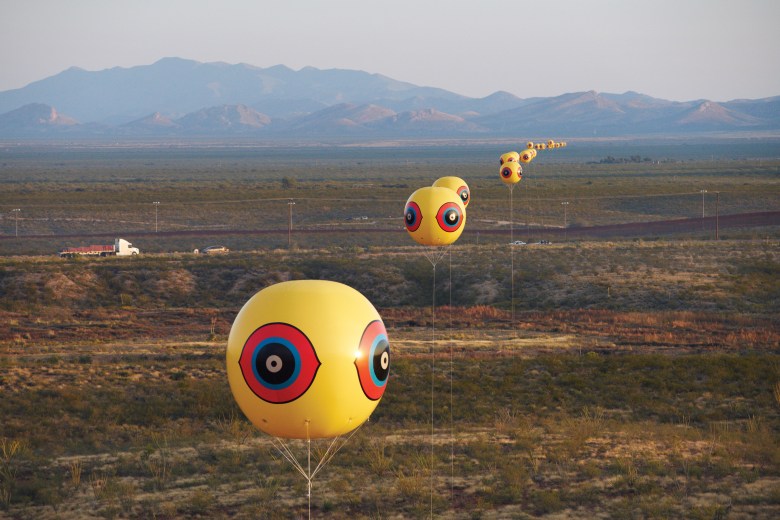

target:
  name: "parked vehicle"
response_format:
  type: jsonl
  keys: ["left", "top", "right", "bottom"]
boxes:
{"left": 198, "top": 245, "right": 230, "bottom": 255}
{"left": 59, "top": 238, "right": 139, "bottom": 258}
{"left": 510, "top": 240, "right": 527, "bottom": 245}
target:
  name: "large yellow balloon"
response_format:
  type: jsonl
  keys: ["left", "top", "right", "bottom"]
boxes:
{"left": 432, "top": 176, "right": 470, "bottom": 208}
{"left": 226, "top": 280, "right": 389, "bottom": 439}
{"left": 404, "top": 186, "right": 466, "bottom": 246}
{"left": 499, "top": 161, "right": 522, "bottom": 185}
{"left": 499, "top": 151, "right": 520, "bottom": 165}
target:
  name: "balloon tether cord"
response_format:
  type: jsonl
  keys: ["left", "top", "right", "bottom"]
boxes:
{"left": 271, "top": 422, "right": 364, "bottom": 519}
{"left": 448, "top": 248, "right": 454, "bottom": 504}
{"left": 508, "top": 184, "right": 516, "bottom": 340}
{"left": 430, "top": 257, "right": 436, "bottom": 518}
{"left": 421, "top": 245, "right": 448, "bottom": 518}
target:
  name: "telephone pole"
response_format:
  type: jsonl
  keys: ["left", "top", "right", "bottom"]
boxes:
{"left": 153, "top": 201, "right": 160, "bottom": 233}
{"left": 12, "top": 208, "right": 20, "bottom": 237}
{"left": 700, "top": 189, "right": 707, "bottom": 230}
{"left": 288, "top": 199, "right": 296, "bottom": 248}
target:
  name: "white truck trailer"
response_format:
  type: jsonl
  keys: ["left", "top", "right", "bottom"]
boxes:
{"left": 59, "top": 238, "right": 140, "bottom": 258}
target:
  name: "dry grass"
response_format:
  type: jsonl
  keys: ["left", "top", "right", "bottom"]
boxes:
{"left": 1, "top": 327, "right": 778, "bottom": 518}
{"left": 1, "top": 230, "right": 778, "bottom": 517}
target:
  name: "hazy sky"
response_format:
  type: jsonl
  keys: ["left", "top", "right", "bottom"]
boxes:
{"left": 1, "top": 0, "right": 779, "bottom": 102}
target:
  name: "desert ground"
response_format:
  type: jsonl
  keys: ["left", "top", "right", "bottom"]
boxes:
{"left": 1, "top": 141, "right": 778, "bottom": 518}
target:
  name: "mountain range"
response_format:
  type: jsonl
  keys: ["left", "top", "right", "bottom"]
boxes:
{"left": 1, "top": 57, "right": 778, "bottom": 139}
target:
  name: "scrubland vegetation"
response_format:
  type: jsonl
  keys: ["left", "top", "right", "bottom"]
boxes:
{"left": 1, "top": 344, "right": 778, "bottom": 519}
{"left": 1, "top": 143, "right": 779, "bottom": 255}
{"left": 0, "top": 143, "right": 778, "bottom": 518}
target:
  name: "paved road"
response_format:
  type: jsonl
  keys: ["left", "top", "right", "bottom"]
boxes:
{"left": 2, "top": 211, "right": 778, "bottom": 241}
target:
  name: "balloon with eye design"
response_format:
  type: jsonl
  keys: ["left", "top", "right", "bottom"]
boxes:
{"left": 226, "top": 280, "right": 389, "bottom": 439}
{"left": 499, "top": 151, "right": 520, "bottom": 165}
{"left": 404, "top": 186, "right": 466, "bottom": 246}
{"left": 432, "top": 176, "right": 470, "bottom": 209}
{"left": 499, "top": 161, "right": 523, "bottom": 185}
{"left": 518, "top": 148, "right": 537, "bottom": 163}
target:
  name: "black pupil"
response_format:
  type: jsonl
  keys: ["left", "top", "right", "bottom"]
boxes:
{"left": 256, "top": 342, "right": 296, "bottom": 385}
{"left": 406, "top": 210, "right": 415, "bottom": 223}
{"left": 502, "top": 168, "right": 510, "bottom": 177}
{"left": 372, "top": 340, "right": 390, "bottom": 382}
{"left": 461, "top": 191, "right": 469, "bottom": 202}
{"left": 446, "top": 210, "right": 458, "bottom": 223}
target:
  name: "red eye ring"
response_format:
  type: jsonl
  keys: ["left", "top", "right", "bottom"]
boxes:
{"left": 238, "top": 322, "right": 321, "bottom": 404}
{"left": 457, "top": 185, "right": 470, "bottom": 207}
{"left": 436, "top": 202, "right": 463, "bottom": 232}
{"left": 354, "top": 320, "right": 389, "bottom": 400}
{"left": 404, "top": 201, "right": 422, "bottom": 232}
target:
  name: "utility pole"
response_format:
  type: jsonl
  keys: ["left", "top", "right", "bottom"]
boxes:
{"left": 561, "top": 201, "right": 570, "bottom": 240}
{"left": 12, "top": 208, "right": 20, "bottom": 237}
{"left": 288, "top": 199, "right": 296, "bottom": 248}
{"left": 153, "top": 201, "right": 160, "bottom": 233}
{"left": 700, "top": 189, "right": 707, "bottom": 230}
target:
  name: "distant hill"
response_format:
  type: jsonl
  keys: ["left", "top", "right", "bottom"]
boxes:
{"left": 0, "top": 57, "right": 462, "bottom": 125}
{"left": 0, "top": 58, "right": 778, "bottom": 139}
{"left": 0, "top": 103, "right": 79, "bottom": 135}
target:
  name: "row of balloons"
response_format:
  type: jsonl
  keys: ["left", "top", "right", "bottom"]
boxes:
{"left": 226, "top": 139, "right": 567, "bottom": 440}
{"left": 224, "top": 140, "right": 567, "bottom": 518}
{"left": 226, "top": 176, "right": 472, "bottom": 441}
{"left": 500, "top": 139, "right": 567, "bottom": 185}
{"left": 402, "top": 139, "right": 565, "bottom": 245}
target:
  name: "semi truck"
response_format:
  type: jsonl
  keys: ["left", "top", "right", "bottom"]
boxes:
{"left": 59, "top": 238, "right": 140, "bottom": 258}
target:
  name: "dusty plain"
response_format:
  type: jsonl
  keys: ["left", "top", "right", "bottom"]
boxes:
{"left": 1, "top": 140, "right": 779, "bottom": 518}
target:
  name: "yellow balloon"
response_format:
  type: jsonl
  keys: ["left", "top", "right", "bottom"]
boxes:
{"left": 547, "top": 139, "right": 556, "bottom": 148}
{"left": 526, "top": 141, "right": 535, "bottom": 149}
{"left": 432, "top": 175, "right": 470, "bottom": 208}
{"left": 499, "top": 151, "right": 520, "bottom": 165}
{"left": 519, "top": 149, "right": 536, "bottom": 163}
{"left": 535, "top": 143, "right": 546, "bottom": 150}
{"left": 499, "top": 161, "right": 522, "bottom": 185}
{"left": 404, "top": 186, "right": 466, "bottom": 246}
{"left": 226, "top": 280, "right": 389, "bottom": 439}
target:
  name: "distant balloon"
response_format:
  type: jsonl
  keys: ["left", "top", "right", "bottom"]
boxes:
{"left": 535, "top": 143, "right": 547, "bottom": 150}
{"left": 404, "top": 186, "right": 466, "bottom": 246}
{"left": 519, "top": 149, "right": 536, "bottom": 163}
{"left": 432, "top": 176, "right": 470, "bottom": 208}
{"left": 526, "top": 141, "right": 535, "bottom": 149}
{"left": 226, "top": 280, "right": 389, "bottom": 439}
{"left": 547, "top": 139, "right": 556, "bottom": 148}
{"left": 499, "top": 161, "right": 523, "bottom": 185}
{"left": 499, "top": 151, "right": 520, "bottom": 165}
